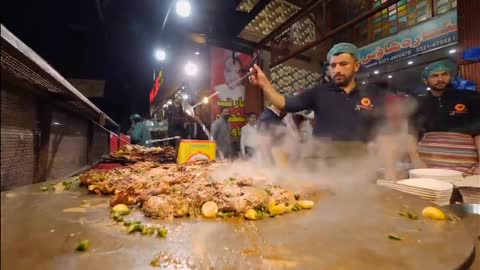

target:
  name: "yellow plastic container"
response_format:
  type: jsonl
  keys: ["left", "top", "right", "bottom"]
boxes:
{"left": 177, "top": 140, "right": 216, "bottom": 164}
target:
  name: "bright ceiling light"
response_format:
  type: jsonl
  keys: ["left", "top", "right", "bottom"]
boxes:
{"left": 167, "top": 99, "right": 173, "bottom": 105}
{"left": 154, "top": 49, "right": 166, "bottom": 61}
{"left": 448, "top": 49, "right": 457, "bottom": 54}
{"left": 176, "top": 0, "right": 191, "bottom": 17}
{"left": 195, "top": 51, "right": 200, "bottom": 55}
{"left": 426, "top": 87, "right": 431, "bottom": 91}
{"left": 362, "top": 81, "right": 366, "bottom": 85}
{"left": 182, "top": 94, "right": 189, "bottom": 100}
{"left": 184, "top": 61, "right": 198, "bottom": 76}
{"left": 202, "top": 97, "right": 209, "bottom": 104}
{"left": 408, "top": 60, "right": 414, "bottom": 65}
{"left": 388, "top": 75, "right": 393, "bottom": 79}
{"left": 373, "top": 70, "right": 380, "bottom": 75}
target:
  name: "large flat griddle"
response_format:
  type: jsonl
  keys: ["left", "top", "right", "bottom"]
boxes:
{"left": 1, "top": 180, "right": 478, "bottom": 270}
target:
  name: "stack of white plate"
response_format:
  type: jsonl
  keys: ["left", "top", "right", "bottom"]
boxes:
{"left": 455, "top": 175, "right": 480, "bottom": 204}
{"left": 377, "top": 178, "right": 453, "bottom": 206}
{"left": 409, "top": 168, "right": 464, "bottom": 183}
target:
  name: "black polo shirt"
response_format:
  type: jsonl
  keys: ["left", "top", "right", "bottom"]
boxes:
{"left": 284, "top": 83, "right": 382, "bottom": 141}
{"left": 414, "top": 87, "right": 480, "bottom": 137}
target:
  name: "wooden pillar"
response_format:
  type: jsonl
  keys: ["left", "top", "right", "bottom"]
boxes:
{"left": 457, "top": 0, "right": 480, "bottom": 92}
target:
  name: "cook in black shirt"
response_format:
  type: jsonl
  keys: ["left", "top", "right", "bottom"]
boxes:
{"left": 414, "top": 59, "right": 480, "bottom": 175}
{"left": 248, "top": 42, "right": 381, "bottom": 143}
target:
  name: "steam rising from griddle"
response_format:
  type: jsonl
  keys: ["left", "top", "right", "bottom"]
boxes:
{"left": 210, "top": 94, "right": 420, "bottom": 194}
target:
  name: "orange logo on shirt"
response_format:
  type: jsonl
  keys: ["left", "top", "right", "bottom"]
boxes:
{"left": 454, "top": 104, "right": 466, "bottom": 112}
{"left": 450, "top": 103, "right": 468, "bottom": 115}
{"left": 357, "top": 97, "right": 373, "bottom": 111}
{"left": 361, "top": 98, "right": 371, "bottom": 106}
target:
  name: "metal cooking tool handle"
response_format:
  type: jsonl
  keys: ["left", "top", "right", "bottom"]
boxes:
{"left": 191, "top": 70, "right": 255, "bottom": 109}
{"left": 145, "top": 136, "right": 181, "bottom": 144}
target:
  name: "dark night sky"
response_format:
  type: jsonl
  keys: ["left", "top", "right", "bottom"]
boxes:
{"left": 1, "top": 0, "right": 268, "bottom": 130}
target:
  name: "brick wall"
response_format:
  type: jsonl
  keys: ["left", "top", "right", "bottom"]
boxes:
{"left": 0, "top": 83, "right": 37, "bottom": 191}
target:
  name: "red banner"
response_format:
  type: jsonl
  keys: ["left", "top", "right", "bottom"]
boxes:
{"left": 210, "top": 47, "right": 252, "bottom": 139}
{"left": 149, "top": 70, "right": 164, "bottom": 104}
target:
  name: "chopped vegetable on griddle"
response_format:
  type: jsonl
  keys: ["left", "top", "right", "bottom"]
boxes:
{"left": 40, "top": 186, "right": 49, "bottom": 191}
{"left": 217, "top": 212, "right": 234, "bottom": 218}
{"left": 291, "top": 204, "right": 301, "bottom": 211}
{"left": 141, "top": 227, "right": 155, "bottom": 235}
{"left": 52, "top": 182, "right": 66, "bottom": 192}
{"left": 447, "top": 213, "right": 461, "bottom": 222}
{"left": 128, "top": 223, "right": 144, "bottom": 233}
{"left": 157, "top": 228, "right": 168, "bottom": 238}
{"left": 150, "top": 256, "right": 161, "bottom": 267}
{"left": 399, "top": 211, "right": 418, "bottom": 220}
{"left": 63, "top": 181, "right": 72, "bottom": 190}
{"left": 111, "top": 212, "right": 124, "bottom": 222}
{"left": 388, "top": 234, "right": 402, "bottom": 241}
{"left": 75, "top": 240, "right": 91, "bottom": 251}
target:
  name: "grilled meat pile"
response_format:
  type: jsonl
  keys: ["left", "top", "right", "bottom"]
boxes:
{"left": 110, "top": 145, "right": 176, "bottom": 163}
{"left": 79, "top": 161, "right": 309, "bottom": 220}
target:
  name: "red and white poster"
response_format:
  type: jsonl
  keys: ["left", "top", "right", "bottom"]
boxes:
{"left": 210, "top": 47, "right": 252, "bottom": 139}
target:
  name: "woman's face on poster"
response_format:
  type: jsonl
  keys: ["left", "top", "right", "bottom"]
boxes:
{"left": 224, "top": 57, "right": 242, "bottom": 88}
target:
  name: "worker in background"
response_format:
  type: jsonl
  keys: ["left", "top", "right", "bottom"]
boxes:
{"left": 211, "top": 107, "right": 233, "bottom": 160}
{"left": 129, "top": 114, "right": 152, "bottom": 147}
{"left": 374, "top": 94, "right": 427, "bottom": 180}
{"left": 240, "top": 112, "right": 258, "bottom": 159}
{"left": 414, "top": 60, "right": 480, "bottom": 175}
{"left": 249, "top": 42, "right": 382, "bottom": 161}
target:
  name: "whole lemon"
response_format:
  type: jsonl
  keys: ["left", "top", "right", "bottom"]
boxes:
{"left": 422, "top": 206, "right": 446, "bottom": 220}
{"left": 244, "top": 209, "right": 258, "bottom": 220}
